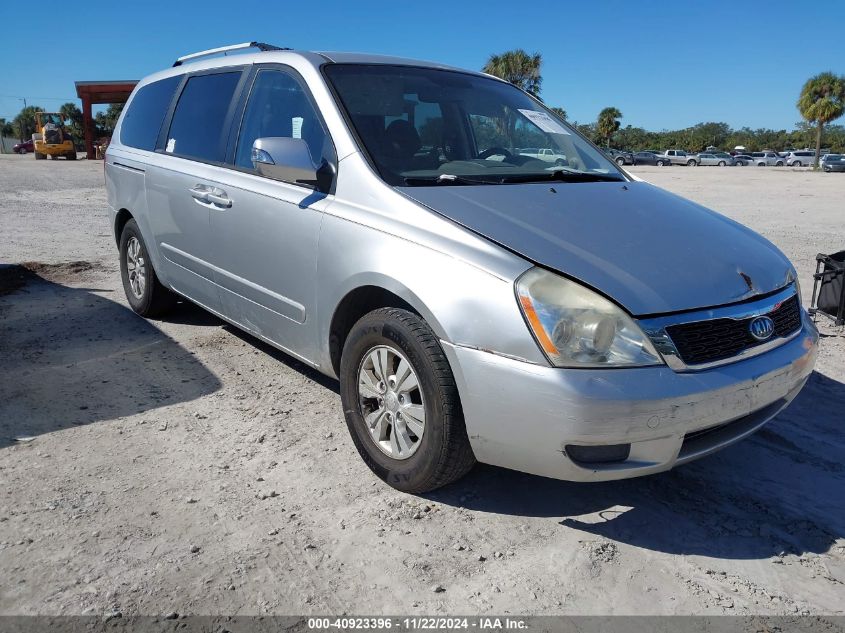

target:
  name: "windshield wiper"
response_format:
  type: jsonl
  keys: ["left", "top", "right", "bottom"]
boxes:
{"left": 402, "top": 174, "right": 505, "bottom": 186}
{"left": 499, "top": 169, "right": 625, "bottom": 184}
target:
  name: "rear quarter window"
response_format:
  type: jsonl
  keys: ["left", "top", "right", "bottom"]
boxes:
{"left": 120, "top": 76, "right": 181, "bottom": 150}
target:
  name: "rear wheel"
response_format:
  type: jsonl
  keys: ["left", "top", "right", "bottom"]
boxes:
{"left": 340, "top": 308, "right": 475, "bottom": 493}
{"left": 687, "top": 159, "right": 697, "bottom": 166}
{"left": 656, "top": 159, "right": 666, "bottom": 166}
{"left": 776, "top": 161, "right": 784, "bottom": 166}
{"left": 718, "top": 161, "right": 726, "bottom": 166}
{"left": 66, "top": 151, "right": 76, "bottom": 160}
{"left": 19, "top": 147, "right": 27, "bottom": 154}
{"left": 615, "top": 157, "right": 625, "bottom": 166}
{"left": 793, "top": 161, "right": 803, "bottom": 167}
{"left": 119, "top": 219, "right": 176, "bottom": 317}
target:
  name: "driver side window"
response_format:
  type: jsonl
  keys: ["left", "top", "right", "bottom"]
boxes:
{"left": 235, "top": 69, "right": 333, "bottom": 173}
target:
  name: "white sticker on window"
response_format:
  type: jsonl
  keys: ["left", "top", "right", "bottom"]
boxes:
{"left": 165, "top": 138, "right": 176, "bottom": 153}
{"left": 518, "top": 109, "right": 570, "bottom": 135}
{"left": 292, "top": 117, "right": 303, "bottom": 139}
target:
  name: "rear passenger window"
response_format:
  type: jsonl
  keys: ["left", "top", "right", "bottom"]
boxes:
{"left": 120, "top": 76, "right": 180, "bottom": 150}
{"left": 235, "top": 69, "right": 333, "bottom": 173}
{"left": 166, "top": 71, "right": 241, "bottom": 163}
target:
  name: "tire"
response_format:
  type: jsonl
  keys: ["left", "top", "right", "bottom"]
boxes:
{"left": 776, "top": 161, "right": 783, "bottom": 167}
{"left": 555, "top": 158, "right": 565, "bottom": 166}
{"left": 687, "top": 159, "right": 697, "bottom": 166}
{"left": 793, "top": 161, "right": 802, "bottom": 167}
{"left": 615, "top": 157, "right": 625, "bottom": 166}
{"left": 340, "top": 307, "right": 475, "bottom": 493}
{"left": 19, "top": 148, "right": 27, "bottom": 154}
{"left": 824, "top": 166, "right": 831, "bottom": 172}
{"left": 718, "top": 161, "right": 726, "bottom": 166}
{"left": 119, "top": 219, "right": 176, "bottom": 317}
{"left": 66, "top": 151, "right": 76, "bottom": 160}
{"left": 656, "top": 160, "right": 666, "bottom": 166}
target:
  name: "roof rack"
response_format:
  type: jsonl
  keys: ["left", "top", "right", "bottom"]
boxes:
{"left": 173, "top": 42, "right": 290, "bottom": 67}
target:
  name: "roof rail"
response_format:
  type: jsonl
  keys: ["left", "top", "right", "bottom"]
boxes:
{"left": 173, "top": 42, "right": 289, "bottom": 67}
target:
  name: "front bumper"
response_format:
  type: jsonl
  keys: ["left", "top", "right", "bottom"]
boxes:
{"left": 443, "top": 313, "right": 818, "bottom": 482}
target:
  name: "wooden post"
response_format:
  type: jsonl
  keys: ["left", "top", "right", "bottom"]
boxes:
{"left": 81, "top": 95, "right": 94, "bottom": 159}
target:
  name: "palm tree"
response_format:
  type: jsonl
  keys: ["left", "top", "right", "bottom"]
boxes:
{"left": 597, "top": 107, "right": 623, "bottom": 148}
{"left": 482, "top": 50, "right": 542, "bottom": 98}
{"left": 797, "top": 72, "right": 845, "bottom": 168}
{"left": 549, "top": 107, "right": 567, "bottom": 121}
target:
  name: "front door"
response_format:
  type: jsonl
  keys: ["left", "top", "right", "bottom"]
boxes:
{"left": 206, "top": 67, "right": 337, "bottom": 363}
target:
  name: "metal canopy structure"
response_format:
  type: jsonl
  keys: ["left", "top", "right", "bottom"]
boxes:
{"left": 74, "top": 80, "right": 138, "bottom": 158}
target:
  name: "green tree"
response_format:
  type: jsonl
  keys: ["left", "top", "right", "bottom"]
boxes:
{"left": 12, "top": 105, "right": 44, "bottom": 142}
{"left": 549, "top": 107, "right": 567, "bottom": 121}
{"left": 94, "top": 103, "right": 125, "bottom": 136}
{"left": 0, "top": 118, "right": 10, "bottom": 153}
{"left": 482, "top": 50, "right": 542, "bottom": 98}
{"left": 797, "top": 72, "right": 845, "bottom": 167}
{"left": 596, "top": 107, "right": 622, "bottom": 148}
{"left": 59, "top": 102, "right": 85, "bottom": 144}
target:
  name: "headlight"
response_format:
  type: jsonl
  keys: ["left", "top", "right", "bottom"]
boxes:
{"left": 516, "top": 268, "right": 663, "bottom": 368}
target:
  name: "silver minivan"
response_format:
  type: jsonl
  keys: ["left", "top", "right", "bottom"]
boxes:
{"left": 105, "top": 43, "right": 818, "bottom": 492}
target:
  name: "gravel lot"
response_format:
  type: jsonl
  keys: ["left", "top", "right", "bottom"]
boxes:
{"left": 1, "top": 154, "right": 844, "bottom": 617}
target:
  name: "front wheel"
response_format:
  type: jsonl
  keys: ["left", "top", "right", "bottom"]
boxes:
{"left": 340, "top": 308, "right": 475, "bottom": 493}
{"left": 718, "top": 161, "right": 726, "bottom": 166}
{"left": 793, "top": 161, "right": 802, "bottom": 167}
{"left": 19, "top": 148, "right": 27, "bottom": 154}
{"left": 687, "top": 160, "right": 697, "bottom": 166}
{"left": 656, "top": 160, "right": 666, "bottom": 166}
{"left": 615, "top": 157, "right": 625, "bottom": 166}
{"left": 119, "top": 219, "right": 176, "bottom": 317}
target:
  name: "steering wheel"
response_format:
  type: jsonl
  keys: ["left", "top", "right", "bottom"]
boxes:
{"left": 478, "top": 146, "right": 513, "bottom": 160}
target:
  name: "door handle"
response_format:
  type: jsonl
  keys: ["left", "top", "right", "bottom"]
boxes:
{"left": 206, "top": 192, "right": 232, "bottom": 208}
{"left": 189, "top": 186, "right": 209, "bottom": 202}
{"left": 189, "top": 185, "right": 232, "bottom": 208}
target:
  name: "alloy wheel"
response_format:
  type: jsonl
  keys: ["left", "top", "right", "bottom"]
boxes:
{"left": 126, "top": 236, "right": 146, "bottom": 299}
{"left": 357, "top": 345, "right": 426, "bottom": 460}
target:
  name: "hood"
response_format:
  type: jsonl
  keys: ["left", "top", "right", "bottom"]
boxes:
{"left": 399, "top": 181, "right": 794, "bottom": 316}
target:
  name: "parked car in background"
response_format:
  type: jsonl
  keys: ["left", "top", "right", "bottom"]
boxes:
{"left": 750, "top": 152, "right": 784, "bottom": 166}
{"left": 733, "top": 154, "right": 754, "bottom": 166}
{"left": 517, "top": 147, "right": 568, "bottom": 165}
{"left": 633, "top": 151, "right": 669, "bottom": 166}
{"left": 13, "top": 139, "right": 35, "bottom": 154}
{"left": 663, "top": 149, "right": 698, "bottom": 166}
{"left": 710, "top": 151, "right": 734, "bottom": 162}
{"left": 104, "top": 42, "right": 818, "bottom": 492}
{"left": 697, "top": 153, "right": 734, "bottom": 166}
{"left": 821, "top": 154, "right": 845, "bottom": 172}
{"left": 604, "top": 148, "right": 635, "bottom": 165}
{"left": 786, "top": 150, "right": 816, "bottom": 167}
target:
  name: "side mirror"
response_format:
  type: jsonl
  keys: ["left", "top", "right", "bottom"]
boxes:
{"left": 251, "top": 137, "right": 332, "bottom": 189}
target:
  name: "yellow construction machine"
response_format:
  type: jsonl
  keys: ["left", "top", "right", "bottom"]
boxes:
{"left": 33, "top": 112, "right": 76, "bottom": 160}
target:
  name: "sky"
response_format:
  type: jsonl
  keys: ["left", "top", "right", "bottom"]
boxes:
{"left": 2, "top": 0, "right": 843, "bottom": 131}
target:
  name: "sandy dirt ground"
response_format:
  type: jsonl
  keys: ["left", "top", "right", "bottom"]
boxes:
{"left": 1, "top": 154, "right": 844, "bottom": 617}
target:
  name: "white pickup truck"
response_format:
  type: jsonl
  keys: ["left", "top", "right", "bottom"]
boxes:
{"left": 662, "top": 149, "right": 699, "bottom": 166}
{"left": 518, "top": 147, "right": 568, "bottom": 165}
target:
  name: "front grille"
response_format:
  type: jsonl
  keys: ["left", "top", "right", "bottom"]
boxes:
{"left": 666, "top": 295, "right": 801, "bottom": 365}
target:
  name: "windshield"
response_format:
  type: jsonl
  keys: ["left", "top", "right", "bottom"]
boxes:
{"left": 324, "top": 64, "right": 624, "bottom": 185}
